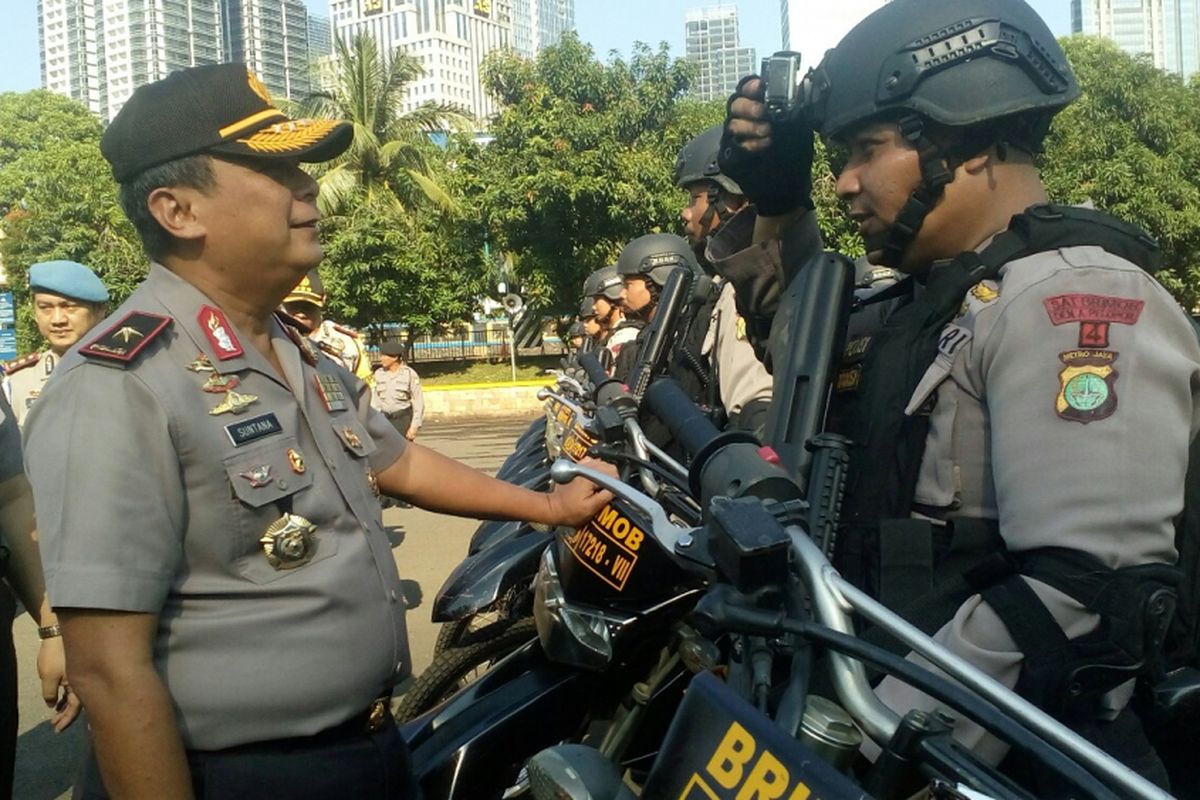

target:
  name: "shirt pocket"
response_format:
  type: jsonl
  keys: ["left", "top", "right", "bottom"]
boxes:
{"left": 331, "top": 416, "right": 376, "bottom": 460}
{"left": 223, "top": 435, "right": 337, "bottom": 584}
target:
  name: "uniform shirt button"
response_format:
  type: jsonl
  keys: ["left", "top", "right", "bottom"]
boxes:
{"left": 390, "top": 589, "right": 398, "bottom": 602}
{"left": 276, "top": 479, "right": 288, "bottom": 490}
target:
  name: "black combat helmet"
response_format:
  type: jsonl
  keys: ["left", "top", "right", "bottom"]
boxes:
{"left": 579, "top": 296, "right": 596, "bottom": 319}
{"left": 805, "top": 0, "right": 1079, "bottom": 267}
{"left": 616, "top": 233, "right": 701, "bottom": 288}
{"left": 583, "top": 265, "right": 623, "bottom": 301}
{"left": 809, "top": 0, "right": 1079, "bottom": 141}
{"left": 674, "top": 124, "right": 743, "bottom": 195}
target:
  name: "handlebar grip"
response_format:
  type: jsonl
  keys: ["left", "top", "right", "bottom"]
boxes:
{"left": 645, "top": 378, "right": 721, "bottom": 458}
{"left": 577, "top": 352, "right": 611, "bottom": 390}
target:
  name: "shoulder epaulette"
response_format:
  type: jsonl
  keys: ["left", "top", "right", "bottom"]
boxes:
{"left": 79, "top": 311, "right": 172, "bottom": 367}
{"left": 330, "top": 321, "right": 362, "bottom": 340}
{"left": 3, "top": 352, "right": 41, "bottom": 375}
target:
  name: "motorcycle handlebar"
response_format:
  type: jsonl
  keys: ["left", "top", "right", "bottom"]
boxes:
{"left": 644, "top": 377, "right": 722, "bottom": 460}
{"left": 576, "top": 352, "right": 611, "bottom": 393}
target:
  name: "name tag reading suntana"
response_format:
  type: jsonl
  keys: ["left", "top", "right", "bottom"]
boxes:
{"left": 225, "top": 413, "right": 283, "bottom": 446}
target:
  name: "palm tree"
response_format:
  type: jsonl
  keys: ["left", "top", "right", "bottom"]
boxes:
{"left": 303, "top": 33, "right": 470, "bottom": 216}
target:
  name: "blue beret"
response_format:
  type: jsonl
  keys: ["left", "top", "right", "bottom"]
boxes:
{"left": 28, "top": 261, "right": 109, "bottom": 303}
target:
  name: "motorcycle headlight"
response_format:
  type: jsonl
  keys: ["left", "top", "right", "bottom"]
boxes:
{"left": 533, "top": 547, "right": 619, "bottom": 671}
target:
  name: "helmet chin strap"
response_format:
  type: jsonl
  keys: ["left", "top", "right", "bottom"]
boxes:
{"left": 879, "top": 115, "right": 957, "bottom": 269}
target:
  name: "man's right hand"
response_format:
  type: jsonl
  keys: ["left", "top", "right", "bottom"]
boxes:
{"left": 719, "top": 76, "right": 815, "bottom": 217}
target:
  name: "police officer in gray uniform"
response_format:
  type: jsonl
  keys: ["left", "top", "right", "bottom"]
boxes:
{"left": 372, "top": 342, "right": 424, "bottom": 440}
{"left": 674, "top": 125, "right": 774, "bottom": 434}
{"left": 715, "top": 0, "right": 1200, "bottom": 786}
{"left": 3, "top": 261, "right": 108, "bottom": 426}
{"left": 22, "top": 63, "right": 610, "bottom": 800}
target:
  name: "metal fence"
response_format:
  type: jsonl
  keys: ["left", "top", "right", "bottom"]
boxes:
{"left": 373, "top": 321, "right": 566, "bottom": 364}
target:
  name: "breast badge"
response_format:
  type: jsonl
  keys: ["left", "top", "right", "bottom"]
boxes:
{"left": 260, "top": 514, "right": 318, "bottom": 570}
{"left": 1056, "top": 349, "right": 1119, "bottom": 424}
{"left": 209, "top": 390, "right": 259, "bottom": 416}
{"left": 366, "top": 468, "right": 380, "bottom": 497}
{"left": 239, "top": 465, "right": 273, "bottom": 488}
{"left": 202, "top": 373, "right": 240, "bottom": 393}
{"left": 187, "top": 354, "right": 215, "bottom": 373}
{"left": 287, "top": 448, "right": 306, "bottom": 474}
{"left": 338, "top": 425, "right": 363, "bottom": 450}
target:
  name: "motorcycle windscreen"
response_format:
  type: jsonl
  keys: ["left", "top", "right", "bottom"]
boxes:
{"left": 555, "top": 496, "right": 690, "bottom": 606}
{"left": 641, "top": 671, "right": 872, "bottom": 800}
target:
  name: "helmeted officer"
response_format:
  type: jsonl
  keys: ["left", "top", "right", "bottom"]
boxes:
{"left": 22, "top": 63, "right": 611, "bottom": 800}
{"left": 674, "top": 125, "right": 774, "bottom": 434}
{"left": 3, "top": 261, "right": 108, "bottom": 426}
{"left": 583, "top": 264, "right": 639, "bottom": 372}
{"left": 283, "top": 270, "right": 374, "bottom": 384}
{"left": 371, "top": 342, "right": 424, "bottom": 441}
{"left": 716, "top": 0, "right": 1200, "bottom": 785}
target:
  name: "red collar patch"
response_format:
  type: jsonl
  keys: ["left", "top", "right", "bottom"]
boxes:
{"left": 199, "top": 305, "right": 244, "bottom": 361}
{"left": 79, "top": 312, "right": 172, "bottom": 366}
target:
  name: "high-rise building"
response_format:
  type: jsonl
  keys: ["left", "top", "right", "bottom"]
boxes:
{"left": 778, "top": 0, "right": 888, "bottom": 67}
{"left": 329, "top": 0, "right": 513, "bottom": 124}
{"left": 308, "top": 13, "right": 333, "bottom": 57}
{"left": 221, "top": 0, "right": 313, "bottom": 101}
{"left": 685, "top": 6, "right": 756, "bottom": 103}
{"left": 40, "top": 0, "right": 224, "bottom": 121}
{"left": 1072, "top": 0, "right": 1199, "bottom": 79}
{"left": 511, "top": 0, "right": 573, "bottom": 60}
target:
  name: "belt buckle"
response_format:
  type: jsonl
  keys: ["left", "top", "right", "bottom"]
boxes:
{"left": 365, "top": 698, "right": 389, "bottom": 734}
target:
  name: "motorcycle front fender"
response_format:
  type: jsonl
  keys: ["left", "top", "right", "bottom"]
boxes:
{"left": 467, "top": 518, "right": 530, "bottom": 555}
{"left": 402, "top": 640, "right": 602, "bottom": 799}
{"left": 433, "top": 532, "right": 552, "bottom": 621}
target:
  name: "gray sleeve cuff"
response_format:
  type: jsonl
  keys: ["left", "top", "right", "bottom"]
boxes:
{"left": 45, "top": 565, "right": 172, "bottom": 613}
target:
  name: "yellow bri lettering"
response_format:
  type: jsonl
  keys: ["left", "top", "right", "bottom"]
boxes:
{"left": 706, "top": 722, "right": 756, "bottom": 789}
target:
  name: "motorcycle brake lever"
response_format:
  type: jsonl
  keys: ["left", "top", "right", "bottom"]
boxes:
{"left": 549, "top": 458, "right": 687, "bottom": 553}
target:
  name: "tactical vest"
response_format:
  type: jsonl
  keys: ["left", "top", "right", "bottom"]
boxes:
{"left": 828, "top": 204, "right": 1193, "bottom": 720}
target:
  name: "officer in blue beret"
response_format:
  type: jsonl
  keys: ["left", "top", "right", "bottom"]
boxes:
{"left": 3, "top": 261, "right": 109, "bottom": 426}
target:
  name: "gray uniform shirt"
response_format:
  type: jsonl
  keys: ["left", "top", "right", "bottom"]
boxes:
{"left": 24, "top": 264, "right": 411, "bottom": 751}
{"left": 712, "top": 218, "right": 1200, "bottom": 762}
{"left": 702, "top": 281, "right": 773, "bottom": 416}
{"left": 5, "top": 351, "right": 56, "bottom": 427}
{"left": 372, "top": 364, "right": 424, "bottom": 427}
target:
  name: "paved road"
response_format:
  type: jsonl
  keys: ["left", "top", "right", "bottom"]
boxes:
{"left": 11, "top": 414, "right": 539, "bottom": 800}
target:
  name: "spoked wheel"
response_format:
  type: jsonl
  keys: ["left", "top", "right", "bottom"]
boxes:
{"left": 396, "top": 618, "right": 539, "bottom": 722}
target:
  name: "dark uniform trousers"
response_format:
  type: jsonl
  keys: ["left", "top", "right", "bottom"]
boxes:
{"left": 78, "top": 717, "right": 421, "bottom": 799}
{"left": 385, "top": 408, "right": 414, "bottom": 439}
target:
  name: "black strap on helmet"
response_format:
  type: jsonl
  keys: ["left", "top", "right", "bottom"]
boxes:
{"left": 879, "top": 114, "right": 957, "bottom": 268}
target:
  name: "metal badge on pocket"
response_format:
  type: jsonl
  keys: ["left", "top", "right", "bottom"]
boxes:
{"left": 260, "top": 514, "right": 318, "bottom": 570}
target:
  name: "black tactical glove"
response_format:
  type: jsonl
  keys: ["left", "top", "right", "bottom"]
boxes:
{"left": 718, "top": 75, "right": 815, "bottom": 217}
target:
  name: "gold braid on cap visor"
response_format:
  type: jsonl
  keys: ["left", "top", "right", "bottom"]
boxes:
{"left": 238, "top": 119, "right": 343, "bottom": 153}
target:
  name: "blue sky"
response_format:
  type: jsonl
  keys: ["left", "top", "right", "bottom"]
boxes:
{"left": 0, "top": 0, "right": 1072, "bottom": 94}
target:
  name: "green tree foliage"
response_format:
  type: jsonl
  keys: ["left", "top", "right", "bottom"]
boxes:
{"left": 1042, "top": 37, "right": 1200, "bottom": 308}
{"left": 460, "top": 34, "right": 722, "bottom": 310}
{"left": 302, "top": 34, "right": 469, "bottom": 217}
{"left": 319, "top": 198, "right": 487, "bottom": 335}
{"left": 0, "top": 92, "right": 144, "bottom": 354}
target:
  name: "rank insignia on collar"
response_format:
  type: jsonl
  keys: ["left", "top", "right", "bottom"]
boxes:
{"left": 260, "top": 514, "right": 317, "bottom": 570}
{"left": 187, "top": 354, "right": 215, "bottom": 373}
{"left": 79, "top": 312, "right": 172, "bottom": 367}
{"left": 202, "top": 373, "right": 240, "bottom": 393}
{"left": 239, "top": 465, "right": 273, "bottom": 488}
{"left": 279, "top": 320, "right": 319, "bottom": 367}
{"left": 199, "top": 305, "right": 244, "bottom": 361}
{"left": 315, "top": 374, "right": 349, "bottom": 412}
{"left": 1056, "top": 349, "right": 1119, "bottom": 424}
{"left": 339, "top": 425, "right": 363, "bottom": 450}
{"left": 287, "top": 448, "right": 306, "bottom": 474}
{"left": 209, "top": 389, "right": 259, "bottom": 416}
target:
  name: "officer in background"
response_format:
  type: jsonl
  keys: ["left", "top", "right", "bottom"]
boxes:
{"left": 674, "top": 125, "right": 774, "bottom": 434}
{"left": 583, "top": 265, "right": 640, "bottom": 371}
{"left": 371, "top": 342, "right": 424, "bottom": 441}
{"left": 716, "top": 0, "right": 1199, "bottom": 785}
{"left": 283, "top": 270, "right": 374, "bottom": 384}
{"left": 3, "top": 261, "right": 108, "bottom": 426}
{"left": 23, "top": 63, "right": 610, "bottom": 800}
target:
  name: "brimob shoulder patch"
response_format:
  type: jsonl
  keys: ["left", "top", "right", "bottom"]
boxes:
{"left": 79, "top": 312, "right": 172, "bottom": 367}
